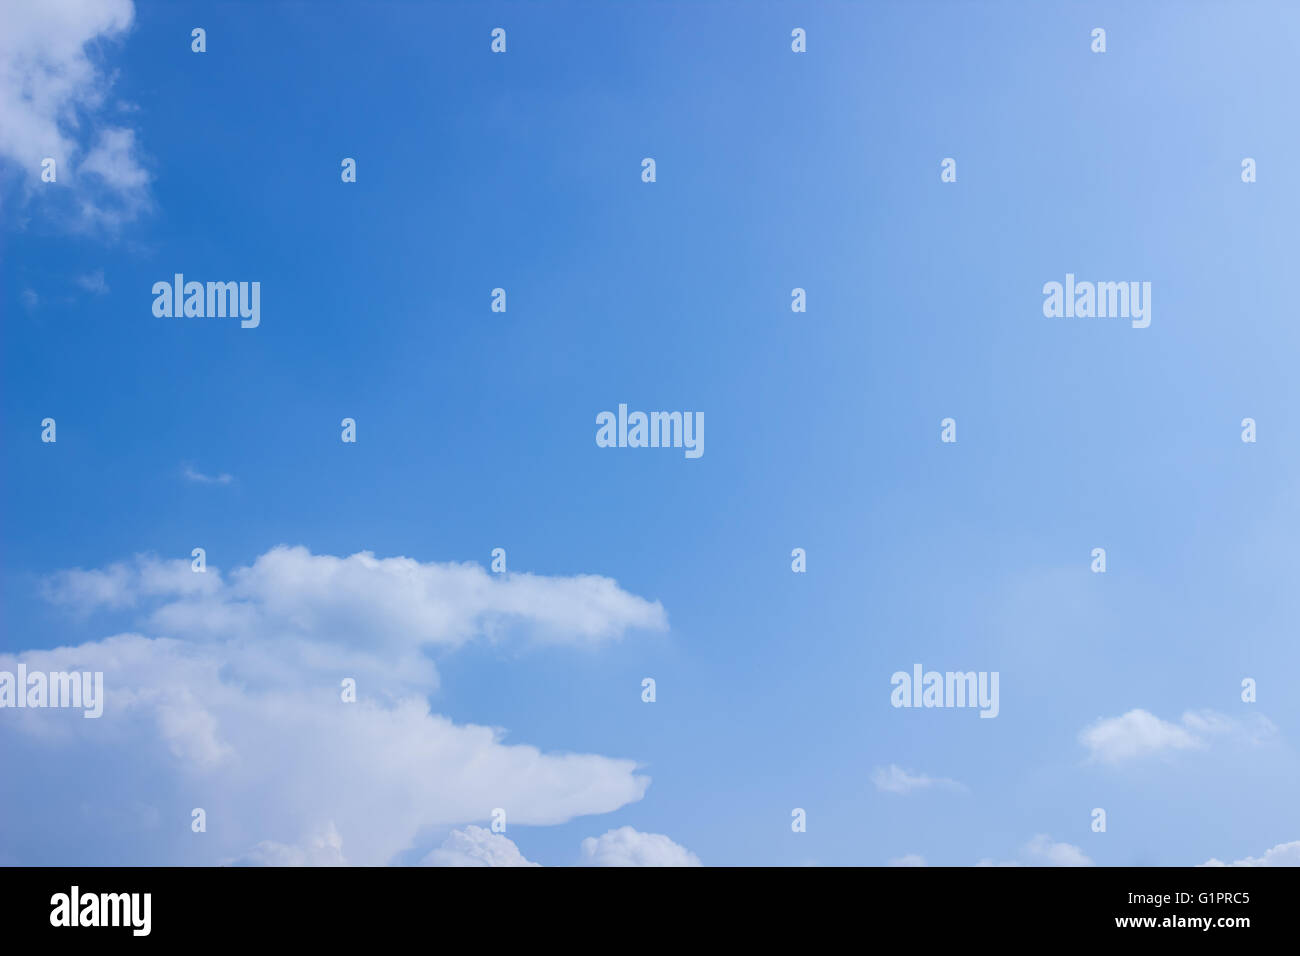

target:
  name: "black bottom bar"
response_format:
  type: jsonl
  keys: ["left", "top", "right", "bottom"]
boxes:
{"left": 0, "top": 865, "right": 1288, "bottom": 942}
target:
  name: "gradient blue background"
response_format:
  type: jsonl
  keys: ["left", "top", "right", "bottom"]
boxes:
{"left": 4, "top": 0, "right": 1299, "bottom": 865}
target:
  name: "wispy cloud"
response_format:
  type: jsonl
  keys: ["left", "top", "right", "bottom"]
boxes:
{"left": 182, "top": 464, "right": 234, "bottom": 485}
{"left": 872, "top": 764, "right": 966, "bottom": 795}
{"left": 76, "top": 269, "right": 109, "bottom": 294}
{"left": 1080, "top": 709, "right": 1277, "bottom": 765}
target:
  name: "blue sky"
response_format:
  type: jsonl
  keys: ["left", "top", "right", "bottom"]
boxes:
{"left": 2, "top": 0, "right": 1299, "bottom": 867}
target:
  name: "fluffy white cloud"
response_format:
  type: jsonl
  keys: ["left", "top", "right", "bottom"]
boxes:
{"left": 422, "top": 826, "right": 539, "bottom": 867}
{"left": 1022, "top": 834, "right": 1092, "bottom": 867}
{"left": 420, "top": 825, "right": 702, "bottom": 868}
{"left": 1079, "top": 708, "right": 1276, "bottom": 764}
{"left": 872, "top": 764, "right": 965, "bottom": 794}
{"left": 41, "top": 546, "right": 667, "bottom": 698}
{"left": 977, "top": 835, "right": 1092, "bottom": 867}
{"left": 887, "top": 854, "right": 927, "bottom": 867}
{"left": 3, "top": 547, "right": 668, "bottom": 865}
{"left": 46, "top": 545, "right": 665, "bottom": 645}
{"left": 231, "top": 823, "right": 348, "bottom": 867}
{"left": 1201, "top": 840, "right": 1300, "bottom": 867}
{"left": 0, "top": 0, "right": 150, "bottom": 228}
{"left": 577, "top": 826, "right": 701, "bottom": 867}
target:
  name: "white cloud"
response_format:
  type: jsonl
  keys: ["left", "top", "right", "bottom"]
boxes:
{"left": 1201, "top": 840, "right": 1300, "bottom": 867}
{"left": 41, "top": 546, "right": 667, "bottom": 694}
{"left": 577, "top": 826, "right": 701, "bottom": 867}
{"left": 977, "top": 835, "right": 1092, "bottom": 867}
{"left": 231, "top": 823, "right": 347, "bottom": 867}
{"left": 182, "top": 464, "right": 233, "bottom": 485}
{"left": 872, "top": 764, "right": 965, "bottom": 795}
{"left": 76, "top": 270, "right": 109, "bottom": 295}
{"left": 1023, "top": 834, "right": 1092, "bottom": 867}
{"left": 422, "top": 826, "right": 539, "bottom": 867}
{"left": 4, "top": 547, "right": 669, "bottom": 865}
{"left": 887, "top": 854, "right": 927, "bottom": 867}
{"left": 0, "top": 0, "right": 150, "bottom": 229}
{"left": 1079, "top": 708, "right": 1277, "bottom": 764}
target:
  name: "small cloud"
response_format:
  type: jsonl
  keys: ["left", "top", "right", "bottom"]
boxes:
{"left": 887, "top": 854, "right": 927, "bottom": 867}
{"left": 182, "top": 463, "right": 234, "bottom": 485}
{"left": 1023, "top": 834, "right": 1092, "bottom": 867}
{"left": 21, "top": 288, "right": 38, "bottom": 310}
{"left": 76, "top": 270, "right": 109, "bottom": 295}
{"left": 1201, "top": 840, "right": 1300, "bottom": 867}
{"left": 577, "top": 826, "right": 701, "bottom": 867}
{"left": 872, "top": 764, "right": 966, "bottom": 794}
{"left": 421, "top": 826, "right": 539, "bottom": 867}
{"left": 229, "top": 823, "right": 346, "bottom": 867}
{"left": 1080, "top": 708, "right": 1277, "bottom": 764}
{"left": 978, "top": 835, "right": 1092, "bottom": 867}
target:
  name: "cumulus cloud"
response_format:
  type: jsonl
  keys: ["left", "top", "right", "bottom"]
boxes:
{"left": 231, "top": 823, "right": 348, "bottom": 867}
{"left": 422, "top": 826, "right": 540, "bottom": 867}
{"left": 1079, "top": 708, "right": 1277, "bottom": 764}
{"left": 1201, "top": 840, "right": 1300, "bottom": 867}
{"left": 0, "top": 0, "right": 150, "bottom": 229}
{"left": 41, "top": 546, "right": 667, "bottom": 695}
{"left": 420, "top": 825, "right": 702, "bottom": 868}
{"left": 577, "top": 826, "right": 701, "bottom": 867}
{"left": 977, "top": 835, "right": 1092, "bottom": 867}
{"left": 4, "top": 547, "right": 668, "bottom": 865}
{"left": 872, "top": 764, "right": 966, "bottom": 795}
{"left": 887, "top": 854, "right": 927, "bottom": 867}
